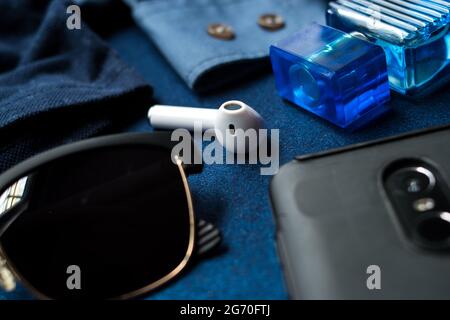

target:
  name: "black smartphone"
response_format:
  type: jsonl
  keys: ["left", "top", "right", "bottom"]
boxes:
{"left": 270, "top": 124, "right": 450, "bottom": 299}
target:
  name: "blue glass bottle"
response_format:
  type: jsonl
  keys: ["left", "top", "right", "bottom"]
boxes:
{"left": 327, "top": 0, "right": 450, "bottom": 96}
{"left": 270, "top": 23, "right": 390, "bottom": 129}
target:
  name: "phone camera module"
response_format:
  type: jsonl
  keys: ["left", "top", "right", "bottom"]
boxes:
{"left": 383, "top": 160, "right": 450, "bottom": 250}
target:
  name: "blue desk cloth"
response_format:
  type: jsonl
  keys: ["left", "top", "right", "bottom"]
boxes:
{"left": 93, "top": 27, "right": 450, "bottom": 299}
{"left": 114, "top": 26, "right": 450, "bottom": 300}
{"left": 2, "top": 4, "right": 450, "bottom": 300}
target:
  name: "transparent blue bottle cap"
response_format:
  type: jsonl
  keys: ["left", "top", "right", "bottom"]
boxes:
{"left": 270, "top": 23, "right": 391, "bottom": 129}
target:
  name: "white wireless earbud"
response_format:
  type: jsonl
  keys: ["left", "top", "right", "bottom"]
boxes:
{"left": 148, "top": 100, "right": 265, "bottom": 154}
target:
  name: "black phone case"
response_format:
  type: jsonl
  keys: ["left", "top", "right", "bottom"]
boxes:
{"left": 270, "top": 124, "right": 450, "bottom": 299}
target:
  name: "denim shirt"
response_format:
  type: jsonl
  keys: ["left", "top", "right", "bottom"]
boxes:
{"left": 124, "top": 0, "right": 328, "bottom": 92}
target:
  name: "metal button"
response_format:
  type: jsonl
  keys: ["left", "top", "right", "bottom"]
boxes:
{"left": 258, "top": 13, "right": 285, "bottom": 31}
{"left": 207, "top": 23, "right": 235, "bottom": 40}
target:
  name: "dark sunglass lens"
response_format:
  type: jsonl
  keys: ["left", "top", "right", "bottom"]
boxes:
{"left": 0, "top": 145, "right": 193, "bottom": 299}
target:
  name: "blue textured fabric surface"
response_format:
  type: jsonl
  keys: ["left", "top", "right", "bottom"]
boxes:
{"left": 111, "top": 27, "right": 450, "bottom": 300}
{"left": 112, "top": 27, "right": 450, "bottom": 299}
{"left": 124, "top": 0, "right": 328, "bottom": 91}
{"left": 2, "top": 4, "right": 450, "bottom": 300}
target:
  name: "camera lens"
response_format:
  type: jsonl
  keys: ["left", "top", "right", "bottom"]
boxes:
{"left": 416, "top": 212, "right": 450, "bottom": 243}
{"left": 395, "top": 167, "right": 436, "bottom": 194}
{"left": 404, "top": 177, "right": 428, "bottom": 193}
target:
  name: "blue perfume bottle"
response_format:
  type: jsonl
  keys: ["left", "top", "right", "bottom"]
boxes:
{"left": 327, "top": 0, "right": 450, "bottom": 96}
{"left": 270, "top": 23, "right": 390, "bottom": 129}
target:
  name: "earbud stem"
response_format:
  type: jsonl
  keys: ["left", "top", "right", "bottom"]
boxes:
{"left": 148, "top": 105, "right": 216, "bottom": 131}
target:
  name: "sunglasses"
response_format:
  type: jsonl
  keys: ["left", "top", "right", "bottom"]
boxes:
{"left": 0, "top": 132, "right": 221, "bottom": 299}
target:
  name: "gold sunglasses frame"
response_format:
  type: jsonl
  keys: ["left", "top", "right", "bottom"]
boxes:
{"left": 0, "top": 134, "right": 198, "bottom": 300}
